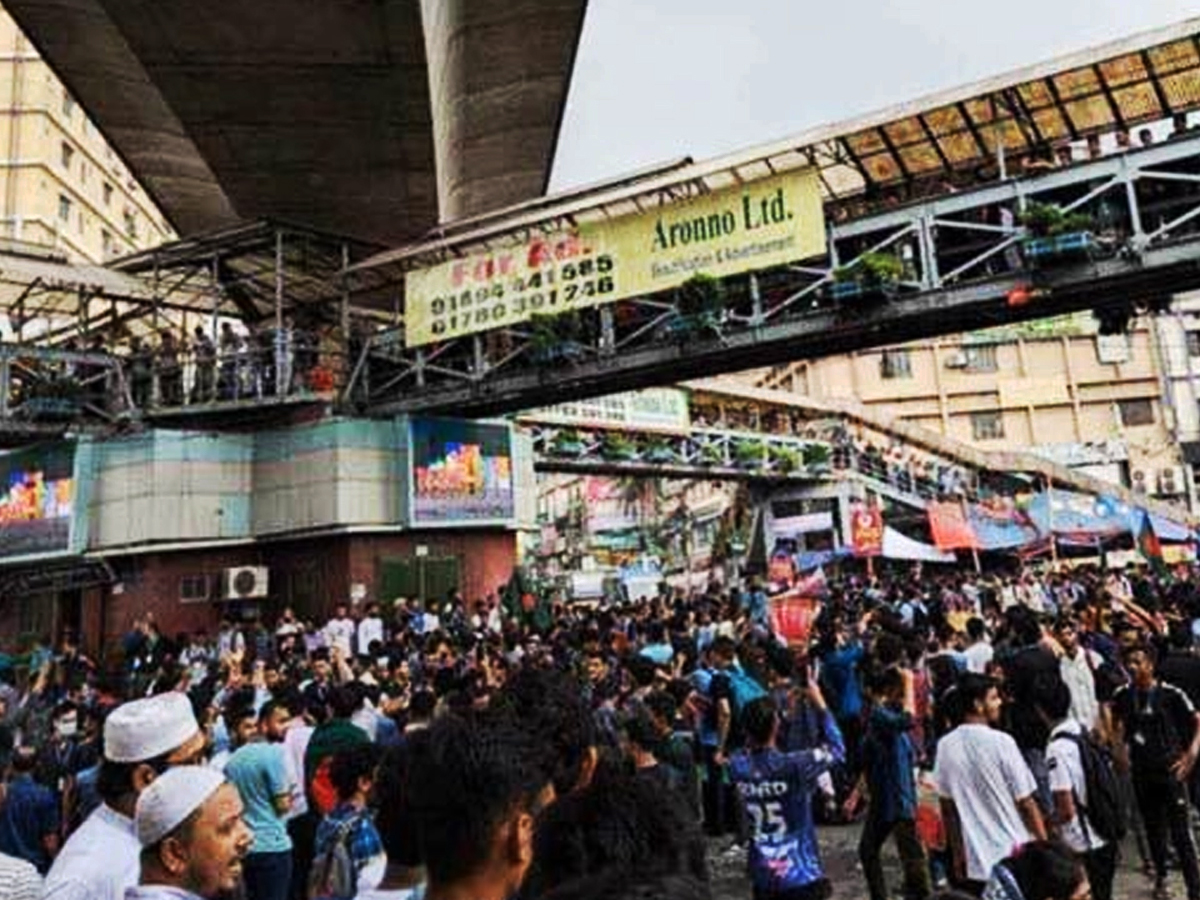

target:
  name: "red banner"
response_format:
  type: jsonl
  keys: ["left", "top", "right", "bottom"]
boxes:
{"left": 769, "top": 595, "right": 821, "bottom": 647}
{"left": 928, "top": 501, "right": 979, "bottom": 550}
{"left": 849, "top": 504, "right": 884, "bottom": 557}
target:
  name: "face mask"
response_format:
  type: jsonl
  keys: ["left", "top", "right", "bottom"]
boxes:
{"left": 56, "top": 718, "right": 78, "bottom": 738}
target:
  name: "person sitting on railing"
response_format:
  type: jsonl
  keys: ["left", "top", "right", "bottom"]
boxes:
{"left": 157, "top": 330, "right": 182, "bottom": 406}
{"left": 191, "top": 326, "right": 215, "bottom": 404}
{"left": 82, "top": 333, "right": 108, "bottom": 413}
{"left": 127, "top": 337, "right": 153, "bottom": 409}
{"left": 254, "top": 325, "right": 275, "bottom": 398}
{"left": 218, "top": 322, "right": 240, "bottom": 400}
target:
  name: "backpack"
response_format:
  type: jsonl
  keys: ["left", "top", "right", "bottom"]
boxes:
{"left": 726, "top": 667, "right": 768, "bottom": 716}
{"left": 307, "top": 814, "right": 361, "bottom": 900}
{"left": 1059, "top": 730, "right": 1127, "bottom": 844}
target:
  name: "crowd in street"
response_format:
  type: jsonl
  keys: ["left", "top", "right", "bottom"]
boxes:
{"left": 0, "top": 565, "right": 1198, "bottom": 900}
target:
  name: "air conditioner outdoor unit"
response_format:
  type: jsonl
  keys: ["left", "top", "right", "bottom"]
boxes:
{"left": 1158, "top": 467, "right": 1186, "bottom": 496}
{"left": 1131, "top": 469, "right": 1149, "bottom": 493}
{"left": 944, "top": 352, "right": 968, "bottom": 369}
{"left": 222, "top": 566, "right": 269, "bottom": 600}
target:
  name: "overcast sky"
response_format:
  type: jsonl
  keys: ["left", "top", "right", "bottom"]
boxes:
{"left": 551, "top": 0, "right": 1200, "bottom": 191}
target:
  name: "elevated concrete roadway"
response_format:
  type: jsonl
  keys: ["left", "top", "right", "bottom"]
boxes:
{"left": 4, "top": 0, "right": 587, "bottom": 242}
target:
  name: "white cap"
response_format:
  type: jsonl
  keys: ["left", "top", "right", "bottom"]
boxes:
{"left": 135, "top": 766, "right": 226, "bottom": 846}
{"left": 104, "top": 692, "right": 200, "bottom": 763}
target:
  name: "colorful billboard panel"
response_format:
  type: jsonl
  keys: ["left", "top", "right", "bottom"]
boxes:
{"left": 0, "top": 443, "right": 75, "bottom": 558}
{"left": 410, "top": 419, "right": 513, "bottom": 524}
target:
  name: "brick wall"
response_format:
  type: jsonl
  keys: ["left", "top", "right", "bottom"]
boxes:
{"left": 78, "top": 529, "right": 516, "bottom": 655}
{"left": 347, "top": 530, "right": 517, "bottom": 606}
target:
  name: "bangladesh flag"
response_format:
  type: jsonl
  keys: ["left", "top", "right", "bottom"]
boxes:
{"left": 1135, "top": 509, "right": 1165, "bottom": 574}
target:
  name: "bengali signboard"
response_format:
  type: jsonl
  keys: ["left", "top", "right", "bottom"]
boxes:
{"left": 524, "top": 388, "right": 691, "bottom": 434}
{"left": 0, "top": 443, "right": 76, "bottom": 559}
{"left": 404, "top": 168, "right": 826, "bottom": 347}
{"left": 849, "top": 504, "right": 884, "bottom": 557}
{"left": 409, "top": 419, "right": 514, "bottom": 525}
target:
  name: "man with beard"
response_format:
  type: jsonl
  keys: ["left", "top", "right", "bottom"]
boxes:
{"left": 43, "top": 693, "right": 206, "bottom": 900}
{"left": 225, "top": 699, "right": 295, "bottom": 900}
{"left": 129, "top": 766, "right": 253, "bottom": 900}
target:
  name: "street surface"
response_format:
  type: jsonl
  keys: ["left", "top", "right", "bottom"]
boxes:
{"left": 709, "top": 825, "right": 1170, "bottom": 899}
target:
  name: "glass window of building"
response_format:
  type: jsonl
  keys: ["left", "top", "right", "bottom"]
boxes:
{"left": 60, "top": 141, "right": 74, "bottom": 170}
{"left": 880, "top": 349, "right": 912, "bottom": 379}
{"left": 1118, "top": 399, "right": 1154, "bottom": 427}
{"left": 971, "top": 410, "right": 1005, "bottom": 440}
{"left": 58, "top": 194, "right": 71, "bottom": 222}
{"left": 964, "top": 344, "right": 998, "bottom": 372}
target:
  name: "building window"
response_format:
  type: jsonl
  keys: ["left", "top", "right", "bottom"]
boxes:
{"left": 57, "top": 194, "right": 71, "bottom": 222}
{"left": 60, "top": 141, "right": 74, "bottom": 170}
{"left": 179, "top": 574, "right": 210, "bottom": 603}
{"left": 1188, "top": 331, "right": 1200, "bottom": 358}
{"left": 1118, "top": 398, "right": 1155, "bottom": 427}
{"left": 101, "top": 229, "right": 113, "bottom": 258}
{"left": 964, "top": 344, "right": 998, "bottom": 373}
{"left": 880, "top": 349, "right": 912, "bottom": 379}
{"left": 124, "top": 209, "right": 137, "bottom": 240}
{"left": 102, "top": 182, "right": 113, "bottom": 206}
{"left": 62, "top": 91, "right": 74, "bottom": 119}
{"left": 971, "top": 410, "right": 1005, "bottom": 440}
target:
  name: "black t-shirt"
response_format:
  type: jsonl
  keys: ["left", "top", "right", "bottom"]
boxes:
{"left": 1113, "top": 681, "right": 1197, "bottom": 777}
{"left": 1156, "top": 655, "right": 1200, "bottom": 710}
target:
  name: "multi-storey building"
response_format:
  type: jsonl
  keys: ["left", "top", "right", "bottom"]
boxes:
{"left": 0, "top": 6, "right": 172, "bottom": 262}
{"left": 747, "top": 314, "right": 1186, "bottom": 506}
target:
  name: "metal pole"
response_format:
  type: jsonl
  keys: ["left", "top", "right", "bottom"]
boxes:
{"left": 340, "top": 243, "right": 350, "bottom": 394}
{"left": 960, "top": 494, "right": 982, "bottom": 574}
{"left": 749, "top": 273, "right": 763, "bottom": 326}
{"left": 275, "top": 229, "right": 285, "bottom": 398}
{"left": 1046, "top": 475, "right": 1059, "bottom": 567}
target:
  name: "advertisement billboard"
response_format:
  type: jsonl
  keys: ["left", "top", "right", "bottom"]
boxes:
{"left": 403, "top": 168, "right": 826, "bottom": 347}
{"left": 0, "top": 442, "right": 76, "bottom": 559}
{"left": 409, "top": 418, "right": 514, "bottom": 525}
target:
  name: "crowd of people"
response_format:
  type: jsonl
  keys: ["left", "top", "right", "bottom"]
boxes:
{"left": 1, "top": 564, "right": 1200, "bottom": 900}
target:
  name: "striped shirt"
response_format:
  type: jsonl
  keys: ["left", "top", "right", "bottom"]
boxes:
{"left": 0, "top": 851, "right": 40, "bottom": 900}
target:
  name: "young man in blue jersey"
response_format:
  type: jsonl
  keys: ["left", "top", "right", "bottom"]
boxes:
{"left": 729, "top": 675, "right": 845, "bottom": 900}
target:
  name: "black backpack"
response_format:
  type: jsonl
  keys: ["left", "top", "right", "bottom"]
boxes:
{"left": 1060, "top": 730, "right": 1127, "bottom": 844}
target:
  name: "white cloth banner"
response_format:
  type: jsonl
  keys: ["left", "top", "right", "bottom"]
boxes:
{"left": 882, "top": 526, "right": 957, "bottom": 563}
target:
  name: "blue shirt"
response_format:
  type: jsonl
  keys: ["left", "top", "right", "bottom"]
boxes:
{"left": 0, "top": 774, "right": 59, "bottom": 872}
{"left": 640, "top": 643, "right": 674, "bottom": 666}
{"left": 729, "top": 711, "right": 845, "bottom": 893}
{"left": 822, "top": 643, "right": 865, "bottom": 720}
{"left": 862, "top": 705, "right": 918, "bottom": 823}
{"left": 224, "top": 742, "right": 293, "bottom": 854}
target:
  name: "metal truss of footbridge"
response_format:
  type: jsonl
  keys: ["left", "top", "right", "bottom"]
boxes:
{"left": 352, "top": 131, "right": 1200, "bottom": 419}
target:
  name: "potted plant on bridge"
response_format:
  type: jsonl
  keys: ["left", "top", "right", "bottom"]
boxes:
{"left": 802, "top": 442, "right": 832, "bottom": 473}
{"left": 734, "top": 438, "right": 766, "bottom": 469}
{"left": 697, "top": 440, "right": 726, "bottom": 467}
{"left": 663, "top": 273, "right": 726, "bottom": 341}
{"left": 829, "top": 251, "right": 906, "bottom": 302}
{"left": 529, "top": 311, "right": 586, "bottom": 365}
{"left": 1020, "top": 201, "right": 1095, "bottom": 264}
{"left": 770, "top": 444, "right": 802, "bottom": 475}
{"left": 643, "top": 435, "right": 677, "bottom": 465}
{"left": 601, "top": 432, "right": 639, "bottom": 462}
{"left": 551, "top": 428, "right": 586, "bottom": 458}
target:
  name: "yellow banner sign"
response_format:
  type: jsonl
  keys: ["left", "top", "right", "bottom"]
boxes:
{"left": 403, "top": 168, "right": 825, "bottom": 347}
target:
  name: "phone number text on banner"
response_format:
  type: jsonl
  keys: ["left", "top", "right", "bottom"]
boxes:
{"left": 403, "top": 168, "right": 826, "bottom": 348}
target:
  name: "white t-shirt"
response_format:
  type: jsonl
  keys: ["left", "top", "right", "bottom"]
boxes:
{"left": 356, "top": 888, "right": 424, "bottom": 900}
{"left": 935, "top": 723, "right": 1038, "bottom": 882}
{"left": 963, "top": 641, "right": 994, "bottom": 674}
{"left": 1046, "top": 719, "right": 1106, "bottom": 853}
{"left": 324, "top": 617, "right": 356, "bottom": 656}
{"left": 1060, "top": 650, "right": 1101, "bottom": 731}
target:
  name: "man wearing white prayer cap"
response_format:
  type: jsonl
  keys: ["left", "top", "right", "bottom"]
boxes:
{"left": 127, "top": 767, "right": 253, "bottom": 900}
{"left": 43, "top": 692, "right": 207, "bottom": 900}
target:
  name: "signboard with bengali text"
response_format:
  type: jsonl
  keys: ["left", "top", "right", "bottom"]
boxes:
{"left": 409, "top": 418, "right": 514, "bottom": 525}
{"left": 523, "top": 388, "right": 691, "bottom": 434}
{"left": 0, "top": 442, "right": 76, "bottom": 560}
{"left": 404, "top": 168, "right": 826, "bottom": 347}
